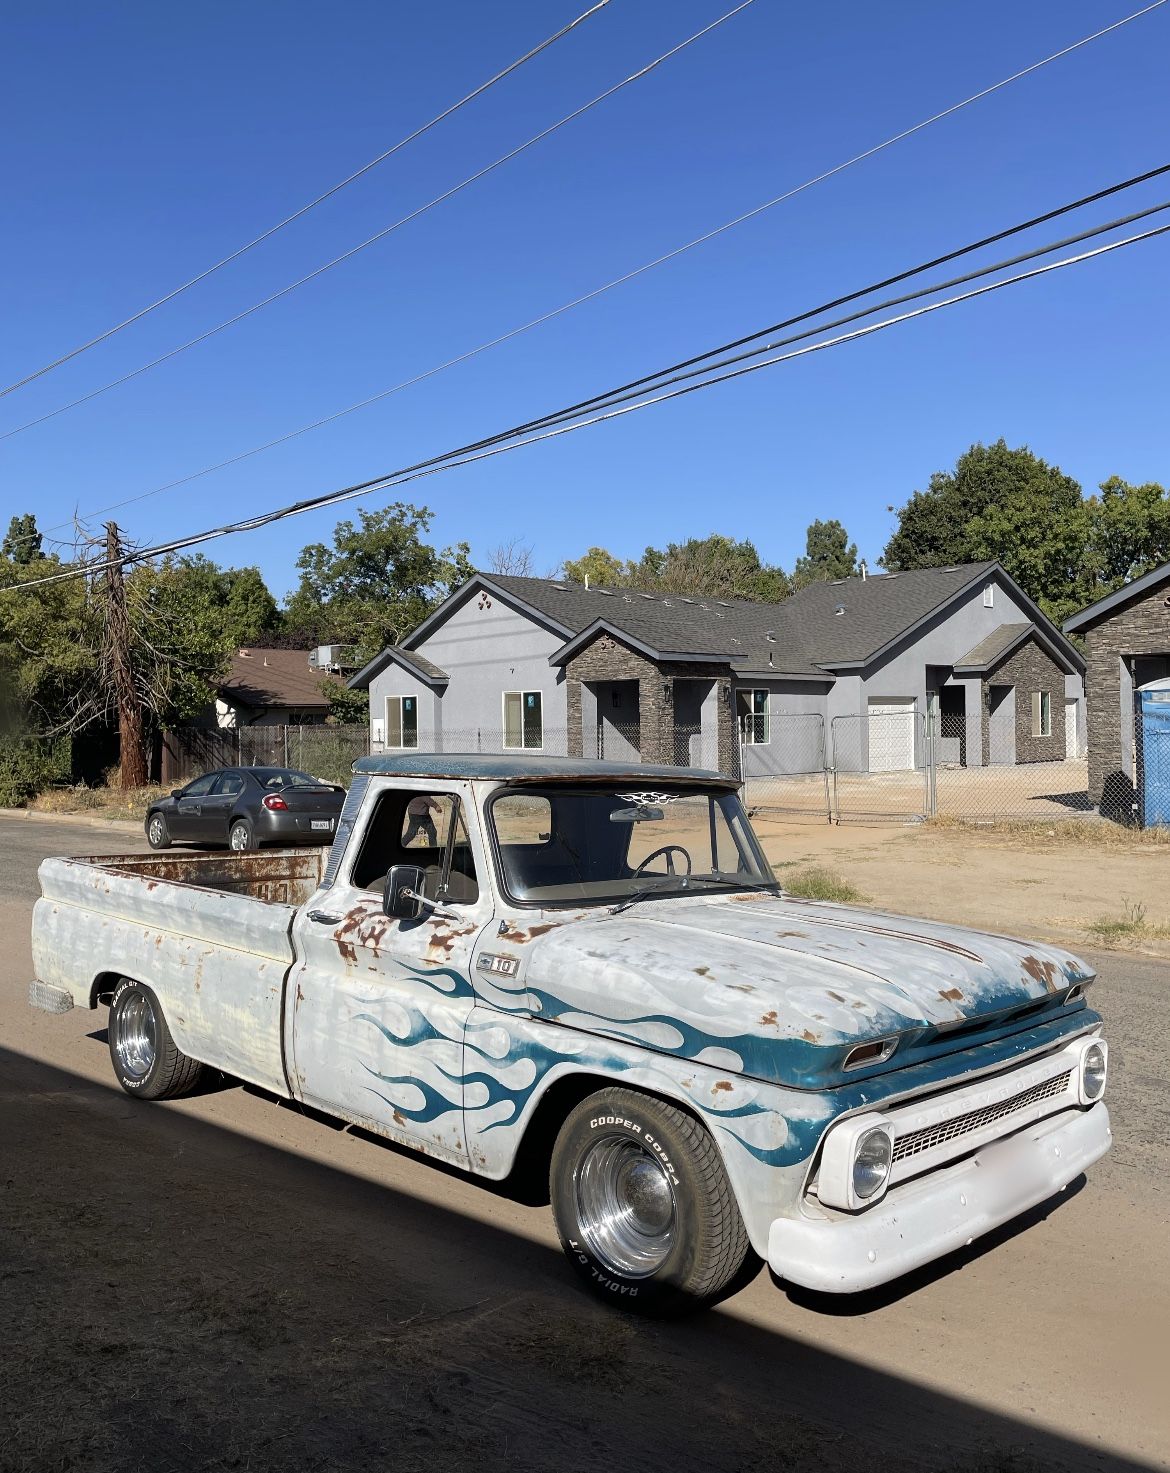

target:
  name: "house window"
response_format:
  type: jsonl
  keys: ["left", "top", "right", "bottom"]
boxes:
{"left": 1031, "top": 691, "right": 1052, "bottom": 738}
{"left": 385, "top": 695, "right": 419, "bottom": 749}
{"left": 736, "top": 688, "right": 770, "bottom": 744}
{"left": 503, "top": 690, "right": 543, "bottom": 749}
{"left": 983, "top": 584, "right": 995, "bottom": 608}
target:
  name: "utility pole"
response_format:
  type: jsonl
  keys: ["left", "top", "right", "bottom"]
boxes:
{"left": 104, "top": 521, "right": 148, "bottom": 788}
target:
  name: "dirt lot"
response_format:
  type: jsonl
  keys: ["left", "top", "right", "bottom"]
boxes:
{"left": 3, "top": 816, "right": 1169, "bottom": 1472}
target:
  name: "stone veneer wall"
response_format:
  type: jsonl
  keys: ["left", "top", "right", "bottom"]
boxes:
{"left": 1083, "top": 580, "right": 1170, "bottom": 804}
{"left": 563, "top": 632, "right": 739, "bottom": 777}
{"left": 980, "top": 636, "right": 1066, "bottom": 765}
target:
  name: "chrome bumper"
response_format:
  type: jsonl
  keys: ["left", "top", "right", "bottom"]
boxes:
{"left": 767, "top": 1103, "right": 1111, "bottom": 1293}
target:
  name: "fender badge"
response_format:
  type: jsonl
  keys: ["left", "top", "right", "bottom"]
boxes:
{"left": 477, "top": 953, "right": 520, "bottom": 978}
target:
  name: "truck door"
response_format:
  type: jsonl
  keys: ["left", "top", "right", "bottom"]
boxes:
{"left": 287, "top": 781, "right": 490, "bottom": 1167}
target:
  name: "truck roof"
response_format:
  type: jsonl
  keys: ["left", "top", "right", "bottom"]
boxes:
{"left": 351, "top": 753, "right": 735, "bottom": 786}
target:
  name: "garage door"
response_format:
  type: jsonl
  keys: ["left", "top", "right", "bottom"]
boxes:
{"left": 867, "top": 697, "right": 917, "bottom": 771}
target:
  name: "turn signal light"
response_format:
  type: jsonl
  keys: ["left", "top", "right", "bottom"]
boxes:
{"left": 263, "top": 794, "right": 289, "bottom": 811}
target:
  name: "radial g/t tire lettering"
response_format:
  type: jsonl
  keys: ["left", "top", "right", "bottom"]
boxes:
{"left": 550, "top": 1086, "right": 750, "bottom": 1314}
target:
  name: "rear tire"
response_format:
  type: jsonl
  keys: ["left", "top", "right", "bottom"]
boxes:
{"left": 550, "top": 1087, "right": 749, "bottom": 1314}
{"left": 229, "top": 819, "right": 254, "bottom": 852}
{"left": 108, "top": 979, "right": 205, "bottom": 1100}
{"left": 145, "top": 812, "right": 171, "bottom": 850}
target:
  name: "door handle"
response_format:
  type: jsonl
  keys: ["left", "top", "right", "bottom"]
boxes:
{"left": 307, "top": 910, "right": 342, "bottom": 925}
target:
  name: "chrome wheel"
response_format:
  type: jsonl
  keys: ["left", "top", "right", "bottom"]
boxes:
{"left": 148, "top": 815, "right": 165, "bottom": 846}
{"left": 575, "top": 1134, "right": 676, "bottom": 1278}
{"left": 229, "top": 823, "right": 250, "bottom": 851}
{"left": 114, "top": 992, "right": 157, "bottom": 1080}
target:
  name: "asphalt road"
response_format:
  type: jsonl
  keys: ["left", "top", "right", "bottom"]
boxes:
{"left": 3, "top": 815, "right": 1168, "bottom": 1472}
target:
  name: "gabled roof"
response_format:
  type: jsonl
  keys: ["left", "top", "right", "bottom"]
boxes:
{"left": 351, "top": 561, "right": 1083, "bottom": 689}
{"left": 1063, "top": 561, "right": 1170, "bottom": 634}
{"left": 348, "top": 645, "right": 449, "bottom": 690}
{"left": 951, "top": 621, "right": 1079, "bottom": 676}
{"left": 219, "top": 649, "right": 335, "bottom": 710}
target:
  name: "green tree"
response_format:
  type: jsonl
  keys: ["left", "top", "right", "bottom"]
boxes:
{"left": 285, "top": 502, "right": 473, "bottom": 654}
{"left": 1083, "top": 476, "right": 1170, "bottom": 592}
{"left": 792, "top": 519, "right": 859, "bottom": 588}
{"left": 564, "top": 534, "right": 789, "bottom": 602}
{"left": 2, "top": 513, "right": 42, "bottom": 565}
{"left": 883, "top": 440, "right": 1088, "bottom": 623}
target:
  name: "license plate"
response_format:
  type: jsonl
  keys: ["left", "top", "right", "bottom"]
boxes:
{"left": 311, "top": 819, "right": 333, "bottom": 831}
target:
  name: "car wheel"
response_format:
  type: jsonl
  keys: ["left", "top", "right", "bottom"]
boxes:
{"left": 146, "top": 812, "right": 171, "bottom": 850}
{"left": 550, "top": 1086, "right": 750, "bottom": 1314}
{"left": 229, "top": 819, "right": 254, "bottom": 852}
{"left": 107, "top": 979, "right": 205, "bottom": 1100}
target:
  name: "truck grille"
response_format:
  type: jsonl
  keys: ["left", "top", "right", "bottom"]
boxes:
{"left": 892, "top": 1070, "right": 1073, "bottom": 1165}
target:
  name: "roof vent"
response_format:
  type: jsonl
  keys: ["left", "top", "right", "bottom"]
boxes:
{"left": 765, "top": 631, "right": 776, "bottom": 642}
{"left": 639, "top": 593, "right": 654, "bottom": 601}
{"left": 716, "top": 600, "right": 732, "bottom": 607}
{"left": 597, "top": 588, "right": 615, "bottom": 597}
{"left": 679, "top": 597, "right": 694, "bottom": 604}
{"left": 830, "top": 579, "right": 847, "bottom": 586}
{"left": 662, "top": 600, "right": 672, "bottom": 608}
{"left": 238, "top": 648, "right": 252, "bottom": 658}
{"left": 834, "top": 604, "right": 846, "bottom": 617}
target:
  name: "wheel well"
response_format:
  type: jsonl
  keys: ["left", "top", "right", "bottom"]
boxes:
{"left": 507, "top": 1071, "right": 705, "bottom": 1206}
{"left": 90, "top": 971, "right": 125, "bottom": 1008}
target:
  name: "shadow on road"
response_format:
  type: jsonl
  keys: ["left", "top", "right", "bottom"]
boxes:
{"left": 1, "top": 1043, "right": 1152, "bottom": 1473}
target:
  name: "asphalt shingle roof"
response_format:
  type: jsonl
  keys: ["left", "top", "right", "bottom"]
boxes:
{"left": 953, "top": 622, "right": 1032, "bottom": 672}
{"left": 483, "top": 564, "right": 1000, "bottom": 673}
{"left": 219, "top": 649, "right": 334, "bottom": 710}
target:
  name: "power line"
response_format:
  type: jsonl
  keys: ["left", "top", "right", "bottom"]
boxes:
{"left": 0, "top": 3, "right": 755, "bottom": 446}
{"left": 0, "top": 1, "right": 614, "bottom": 403}
{"left": 28, "top": 3, "right": 1169, "bottom": 536}
{"left": 12, "top": 218, "right": 1167, "bottom": 593}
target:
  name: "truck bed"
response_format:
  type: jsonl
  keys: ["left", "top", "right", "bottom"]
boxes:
{"left": 31, "top": 848, "right": 328, "bottom": 1094}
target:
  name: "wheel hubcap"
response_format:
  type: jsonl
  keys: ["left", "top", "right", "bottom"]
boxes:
{"left": 575, "top": 1134, "right": 676, "bottom": 1277}
{"left": 115, "top": 993, "right": 157, "bottom": 1079}
{"left": 149, "top": 818, "right": 164, "bottom": 844}
{"left": 231, "top": 826, "right": 248, "bottom": 850}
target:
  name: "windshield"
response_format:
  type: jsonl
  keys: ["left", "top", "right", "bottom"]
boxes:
{"left": 489, "top": 784, "right": 775, "bottom": 906}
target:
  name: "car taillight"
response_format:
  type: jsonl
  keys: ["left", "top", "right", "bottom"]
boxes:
{"left": 263, "top": 794, "right": 288, "bottom": 811}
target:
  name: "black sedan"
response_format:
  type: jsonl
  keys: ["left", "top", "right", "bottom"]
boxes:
{"left": 146, "top": 767, "right": 345, "bottom": 852}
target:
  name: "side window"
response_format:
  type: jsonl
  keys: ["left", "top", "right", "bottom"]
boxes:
{"left": 211, "top": 773, "right": 245, "bottom": 797}
{"left": 182, "top": 774, "right": 217, "bottom": 797}
{"left": 503, "top": 691, "right": 543, "bottom": 749}
{"left": 349, "top": 789, "right": 479, "bottom": 904}
{"left": 386, "top": 695, "right": 419, "bottom": 749}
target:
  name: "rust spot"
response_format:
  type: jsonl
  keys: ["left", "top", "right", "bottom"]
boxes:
{"left": 801, "top": 1029, "right": 818, "bottom": 1043}
{"left": 759, "top": 1010, "right": 778, "bottom": 1028}
{"left": 694, "top": 965, "right": 710, "bottom": 976}
{"left": 497, "top": 920, "right": 558, "bottom": 944}
{"left": 712, "top": 1080, "right": 733, "bottom": 1093}
{"left": 145, "top": 880, "right": 158, "bottom": 892}
{"left": 337, "top": 939, "right": 357, "bottom": 965}
{"left": 1022, "top": 955, "right": 1060, "bottom": 993}
{"left": 938, "top": 986, "right": 964, "bottom": 1001}
{"left": 726, "top": 982, "right": 756, "bottom": 993}
{"left": 296, "top": 984, "right": 305, "bottom": 1004}
{"left": 392, "top": 1110, "right": 406, "bottom": 1127}
{"left": 774, "top": 930, "right": 808, "bottom": 940}
{"left": 730, "top": 892, "right": 767, "bottom": 903}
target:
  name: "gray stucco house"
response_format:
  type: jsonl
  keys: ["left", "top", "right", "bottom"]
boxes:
{"left": 350, "top": 562, "right": 1084, "bottom": 779}
{"left": 1064, "top": 560, "right": 1170, "bottom": 817}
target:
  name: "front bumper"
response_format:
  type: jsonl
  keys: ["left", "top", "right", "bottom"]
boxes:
{"left": 767, "top": 1102, "right": 1111, "bottom": 1293}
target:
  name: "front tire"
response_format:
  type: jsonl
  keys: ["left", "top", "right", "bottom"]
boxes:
{"left": 229, "top": 818, "right": 254, "bottom": 852}
{"left": 550, "top": 1087, "right": 750, "bottom": 1314}
{"left": 108, "top": 979, "right": 205, "bottom": 1100}
{"left": 146, "top": 812, "right": 171, "bottom": 850}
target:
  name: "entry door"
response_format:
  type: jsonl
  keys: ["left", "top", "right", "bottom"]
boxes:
{"left": 867, "top": 698, "right": 917, "bottom": 771}
{"left": 287, "top": 783, "right": 492, "bottom": 1167}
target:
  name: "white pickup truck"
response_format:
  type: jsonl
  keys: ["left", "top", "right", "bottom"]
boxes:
{"left": 30, "top": 754, "right": 1111, "bottom": 1311}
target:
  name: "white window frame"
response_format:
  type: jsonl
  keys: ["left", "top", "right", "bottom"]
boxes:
{"left": 737, "top": 688, "right": 771, "bottom": 745}
{"left": 983, "top": 584, "right": 995, "bottom": 608}
{"left": 502, "top": 689, "right": 544, "bottom": 751}
{"left": 384, "top": 694, "right": 419, "bottom": 750}
{"left": 1031, "top": 690, "right": 1052, "bottom": 738}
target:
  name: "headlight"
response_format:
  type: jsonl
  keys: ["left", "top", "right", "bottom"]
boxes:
{"left": 1079, "top": 1040, "right": 1108, "bottom": 1103}
{"left": 853, "top": 1127, "right": 893, "bottom": 1200}
{"left": 818, "top": 1115, "right": 895, "bottom": 1209}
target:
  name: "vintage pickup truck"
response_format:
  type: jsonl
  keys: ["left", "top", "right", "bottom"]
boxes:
{"left": 30, "top": 754, "right": 1111, "bottom": 1311}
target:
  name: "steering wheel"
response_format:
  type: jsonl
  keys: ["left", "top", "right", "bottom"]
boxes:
{"left": 634, "top": 844, "right": 692, "bottom": 878}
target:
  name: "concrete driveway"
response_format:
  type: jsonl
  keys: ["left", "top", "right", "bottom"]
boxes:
{"left": 3, "top": 815, "right": 1168, "bottom": 1471}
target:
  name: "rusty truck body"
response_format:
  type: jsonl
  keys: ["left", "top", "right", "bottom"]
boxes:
{"left": 30, "top": 754, "right": 1111, "bottom": 1311}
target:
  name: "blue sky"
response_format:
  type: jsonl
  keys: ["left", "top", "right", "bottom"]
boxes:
{"left": 2, "top": 1, "right": 1167, "bottom": 597}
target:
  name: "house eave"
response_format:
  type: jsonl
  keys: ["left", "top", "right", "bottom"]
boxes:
{"left": 549, "top": 618, "right": 730, "bottom": 668}
{"left": 1063, "top": 561, "right": 1170, "bottom": 634}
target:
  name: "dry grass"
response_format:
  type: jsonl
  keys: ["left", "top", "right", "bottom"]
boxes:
{"left": 779, "top": 865, "right": 868, "bottom": 904}
{"left": 1084, "top": 897, "right": 1170, "bottom": 947}
{"left": 28, "top": 783, "right": 166, "bottom": 823}
{"left": 923, "top": 815, "right": 1170, "bottom": 850}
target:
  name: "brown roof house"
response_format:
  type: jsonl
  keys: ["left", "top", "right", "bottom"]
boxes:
{"left": 213, "top": 648, "right": 339, "bottom": 728}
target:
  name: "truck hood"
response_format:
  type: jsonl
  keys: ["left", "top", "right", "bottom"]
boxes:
{"left": 507, "top": 894, "right": 1094, "bottom": 1089}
